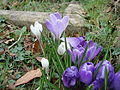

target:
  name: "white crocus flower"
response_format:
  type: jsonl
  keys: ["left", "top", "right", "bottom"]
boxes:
{"left": 30, "top": 21, "right": 42, "bottom": 40}
{"left": 57, "top": 42, "right": 71, "bottom": 55}
{"left": 41, "top": 58, "right": 49, "bottom": 72}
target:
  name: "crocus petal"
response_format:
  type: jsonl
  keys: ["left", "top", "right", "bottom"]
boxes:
{"left": 50, "top": 13, "right": 58, "bottom": 25}
{"left": 111, "top": 71, "right": 120, "bottom": 90}
{"left": 61, "top": 16, "right": 69, "bottom": 30}
{"left": 60, "top": 37, "right": 85, "bottom": 48}
{"left": 46, "top": 19, "right": 55, "bottom": 34}
{"left": 57, "top": 42, "right": 71, "bottom": 55}
{"left": 53, "top": 12, "right": 62, "bottom": 19}
{"left": 34, "top": 21, "right": 43, "bottom": 32}
{"left": 55, "top": 20, "right": 65, "bottom": 39}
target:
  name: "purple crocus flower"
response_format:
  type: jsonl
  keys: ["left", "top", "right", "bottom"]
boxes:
{"left": 46, "top": 12, "right": 69, "bottom": 39}
{"left": 62, "top": 66, "right": 78, "bottom": 88}
{"left": 70, "top": 41, "right": 102, "bottom": 64}
{"left": 71, "top": 47, "right": 84, "bottom": 64}
{"left": 110, "top": 71, "right": 120, "bottom": 90}
{"left": 91, "top": 60, "right": 114, "bottom": 90}
{"left": 79, "top": 62, "right": 94, "bottom": 85}
{"left": 85, "top": 42, "right": 102, "bottom": 61}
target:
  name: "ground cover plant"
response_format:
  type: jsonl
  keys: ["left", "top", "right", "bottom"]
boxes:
{"left": 0, "top": 0, "right": 120, "bottom": 90}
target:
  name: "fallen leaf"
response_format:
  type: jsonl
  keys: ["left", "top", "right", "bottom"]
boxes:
{"left": 32, "top": 39, "right": 44, "bottom": 54}
{"left": 14, "top": 68, "right": 42, "bottom": 87}
{"left": 104, "top": 7, "right": 112, "bottom": 13}
{"left": 36, "top": 57, "right": 42, "bottom": 62}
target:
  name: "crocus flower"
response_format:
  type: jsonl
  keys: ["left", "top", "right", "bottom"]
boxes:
{"left": 79, "top": 62, "right": 94, "bottom": 85}
{"left": 41, "top": 58, "right": 49, "bottom": 73}
{"left": 91, "top": 60, "right": 114, "bottom": 90}
{"left": 110, "top": 71, "right": 120, "bottom": 90}
{"left": 30, "top": 21, "right": 42, "bottom": 40}
{"left": 85, "top": 42, "right": 102, "bottom": 61}
{"left": 71, "top": 47, "right": 84, "bottom": 64}
{"left": 46, "top": 12, "right": 69, "bottom": 40}
{"left": 62, "top": 66, "right": 78, "bottom": 88}
{"left": 57, "top": 42, "right": 71, "bottom": 55}
{"left": 60, "top": 36, "right": 85, "bottom": 48}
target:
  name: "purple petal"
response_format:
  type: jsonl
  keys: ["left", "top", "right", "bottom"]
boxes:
{"left": 50, "top": 13, "right": 57, "bottom": 25}
{"left": 55, "top": 20, "right": 64, "bottom": 38}
{"left": 46, "top": 19, "right": 55, "bottom": 34}
{"left": 61, "top": 16, "right": 69, "bottom": 30}
{"left": 53, "top": 12, "right": 62, "bottom": 19}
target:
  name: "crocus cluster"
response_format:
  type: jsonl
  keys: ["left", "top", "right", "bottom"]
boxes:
{"left": 62, "top": 60, "right": 120, "bottom": 90}
{"left": 66, "top": 37, "right": 102, "bottom": 64}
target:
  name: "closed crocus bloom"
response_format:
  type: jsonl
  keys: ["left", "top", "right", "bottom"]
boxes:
{"left": 79, "top": 62, "right": 94, "bottom": 85}
{"left": 30, "top": 21, "right": 42, "bottom": 40}
{"left": 41, "top": 58, "right": 49, "bottom": 73}
{"left": 92, "top": 60, "right": 114, "bottom": 90}
{"left": 62, "top": 66, "right": 78, "bottom": 88}
{"left": 57, "top": 42, "right": 71, "bottom": 55}
{"left": 46, "top": 12, "right": 69, "bottom": 39}
{"left": 71, "top": 47, "right": 84, "bottom": 64}
{"left": 111, "top": 71, "right": 120, "bottom": 90}
{"left": 85, "top": 41, "right": 102, "bottom": 61}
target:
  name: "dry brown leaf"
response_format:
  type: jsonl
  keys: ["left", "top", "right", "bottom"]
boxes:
{"left": 104, "top": 7, "right": 112, "bottom": 13}
{"left": 36, "top": 57, "right": 42, "bottom": 62}
{"left": 14, "top": 68, "right": 42, "bottom": 87}
{"left": 32, "top": 40, "right": 44, "bottom": 54}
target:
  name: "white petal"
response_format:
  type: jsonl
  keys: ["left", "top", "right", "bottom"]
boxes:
{"left": 57, "top": 42, "right": 71, "bottom": 55}
{"left": 41, "top": 58, "right": 49, "bottom": 69}
{"left": 34, "top": 21, "right": 43, "bottom": 32}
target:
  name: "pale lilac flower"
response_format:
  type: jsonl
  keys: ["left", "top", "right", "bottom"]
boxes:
{"left": 60, "top": 36, "right": 85, "bottom": 48}
{"left": 46, "top": 12, "right": 69, "bottom": 39}
{"left": 62, "top": 66, "right": 78, "bottom": 88}
{"left": 30, "top": 21, "right": 42, "bottom": 40}
{"left": 79, "top": 62, "right": 94, "bottom": 85}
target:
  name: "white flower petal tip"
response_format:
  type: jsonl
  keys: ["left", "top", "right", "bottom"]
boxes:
{"left": 30, "top": 21, "right": 43, "bottom": 40}
{"left": 57, "top": 42, "right": 71, "bottom": 55}
{"left": 41, "top": 58, "right": 49, "bottom": 69}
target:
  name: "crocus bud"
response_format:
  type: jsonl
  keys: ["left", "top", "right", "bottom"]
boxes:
{"left": 30, "top": 21, "right": 42, "bottom": 40}
{"left": 111, "top": 71, "right": 120, "bottom": 90}
{"left": 40, "top": 58, "right": 49, "bottom": 73}
{"left": 57, "top": 42, "right": 71, "bottom": 55}
{"left": 79, "top": 62, "right": 94, "bottom": 85}
{"left": 62, "top": 66, "right": 78, "bottom": 88}
{"left": 92, "top": 60, "right": 114, "bottom": 90}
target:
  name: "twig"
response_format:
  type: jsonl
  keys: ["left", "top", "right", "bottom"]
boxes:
{"left": 8, "top": 33, "right": 22, "bottom": 49}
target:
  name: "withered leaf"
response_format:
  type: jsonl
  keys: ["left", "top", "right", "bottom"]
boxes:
{"left": 14, "top": 68, "right": 42, "bottom": 87}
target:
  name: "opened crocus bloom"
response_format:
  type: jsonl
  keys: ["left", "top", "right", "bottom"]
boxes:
{"left": 30, "top": 21, "right": 42, "bottom": 40}
{"left": 46, "top": 12, "right": 69, "bottom": 40}
{"left": 62, "top": 66, "right": 78, "bottom": 88}
{"left": 79, "top": 62, "right": 94, "bottom": 85}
